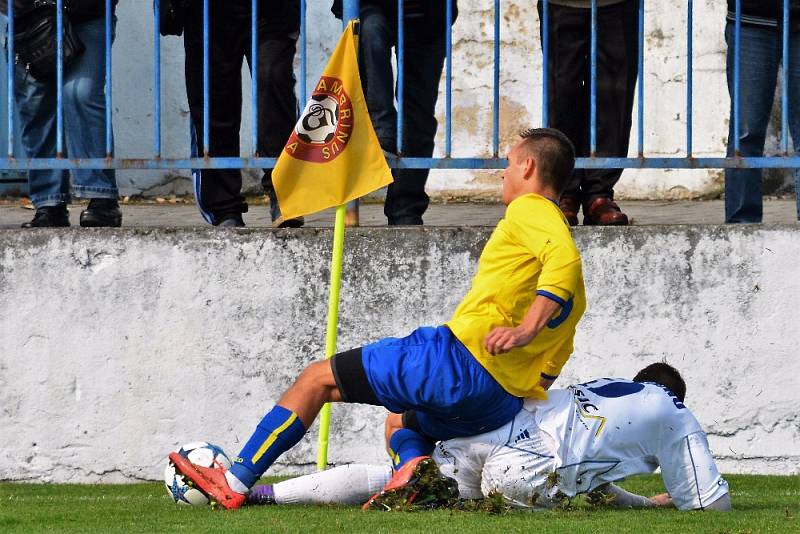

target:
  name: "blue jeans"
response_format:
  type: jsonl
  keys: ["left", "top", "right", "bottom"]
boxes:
{"left": 358, "top": 6, "right": 446, "bottom": 225}
{"left": 725, "top": 23, "right": 800, "bottom": 223}
{"left": 14, "top": 17, "right": 118, "bottom": 208}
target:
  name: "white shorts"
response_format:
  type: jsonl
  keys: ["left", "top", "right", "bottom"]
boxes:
{"left": 432, "top": 409, "right": 560, "bottom": 509}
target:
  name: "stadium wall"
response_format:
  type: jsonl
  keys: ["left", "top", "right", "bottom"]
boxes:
{"left": 99, "top": 1, "right": 792, "bottom": 200}
{"left": 1, "top": 226, "right": 798, "bottom": 483}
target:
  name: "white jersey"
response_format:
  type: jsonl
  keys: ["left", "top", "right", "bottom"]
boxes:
{"left": 433, "top": 379, "right": 729, "bottom": 510}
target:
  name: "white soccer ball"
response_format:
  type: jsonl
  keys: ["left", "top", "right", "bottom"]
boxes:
{"left": 296, "top": 94, "right": 339, "bottom": 144}
{"left": 164, "top": 441, "right": 232, "bottom": 506}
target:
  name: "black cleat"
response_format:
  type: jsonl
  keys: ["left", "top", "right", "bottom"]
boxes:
{"left": 363, "top": 456, "right": 459, "bottom": 511}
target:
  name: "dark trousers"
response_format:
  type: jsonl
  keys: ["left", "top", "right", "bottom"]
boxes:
{"left": 359, "top": 6, "right": 446, "bottom": 225}
{"left": 539, "top": 0, "right": 639, "bottom": 204}
{"left": 724, "top": 23, "right": 800, "bottom": 223}
{"left": 184, "top": 3, "right": 297, "bottom": 224}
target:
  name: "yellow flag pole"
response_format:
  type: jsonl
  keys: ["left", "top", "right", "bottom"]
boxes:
{"left": 316, "top": 204, "right": 347, "bottom": 470}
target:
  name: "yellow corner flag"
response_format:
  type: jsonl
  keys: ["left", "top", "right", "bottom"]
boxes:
{"left": 272, "top": 21, "right": 393, "bottom": 220}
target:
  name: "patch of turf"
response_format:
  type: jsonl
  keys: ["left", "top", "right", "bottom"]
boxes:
{"left": 364, "top": 457, "right": 460, "bottom": 512}
{"left": 1, "top": 474, "right": 798, "bottom": 533}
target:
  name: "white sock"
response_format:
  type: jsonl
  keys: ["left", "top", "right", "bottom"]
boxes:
{"left": 273, "top": 464, "right": 392, "bottom": 505}
{"left": 225, "top": 470, "right": 250, "bottom": 495}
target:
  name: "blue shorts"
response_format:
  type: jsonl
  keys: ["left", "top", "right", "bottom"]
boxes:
{"left": 331, "top": 325, "right": 522, "bottom": 441}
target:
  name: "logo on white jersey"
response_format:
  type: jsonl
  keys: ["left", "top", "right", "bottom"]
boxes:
{"left": 569, "top": 385, "right": 607, "bottom": 437}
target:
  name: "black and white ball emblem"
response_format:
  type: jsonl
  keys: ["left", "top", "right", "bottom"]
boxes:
{"left": 296, "top": 94, "right": 340, "bottom": 145}
{"left": 284, "top": 75, "right": 354, "bottom": 163}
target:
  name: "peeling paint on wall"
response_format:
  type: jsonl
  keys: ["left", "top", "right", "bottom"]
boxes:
{"left": 1, "top": 227, "right": 798, "bottom": 481}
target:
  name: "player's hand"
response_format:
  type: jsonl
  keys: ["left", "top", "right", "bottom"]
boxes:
{"left": 649, "top": 493, "right": 673, "bottom": 507}
{"left": 539, "top": 376, "right": 555, "bottom": 390}
{"left": 484, "top": 326, "right": 535, "bottom": 355}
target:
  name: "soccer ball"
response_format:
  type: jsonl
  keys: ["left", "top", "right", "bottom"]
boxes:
{"left": 164, "top": 441, "right": 232, "bottom": 506}
{"left": 296, "top": 94, "right": 339, "bottom": 144}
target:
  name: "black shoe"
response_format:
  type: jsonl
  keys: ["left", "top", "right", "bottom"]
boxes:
{"left": 271, "top": 215, "right": 304, "bottom": 229}
{"left": 21, "top": 205, "right": 70, "bottom": 228}
{"left": 80, "top": 199, "right": 122, "bottom": 227}
{"left": 387, "top": 217, "right": 423, "bottom": 226}
{"left": 266, "top": 187, "right": 304, "bottom": 228}
{"left": 218, "top": 215, "right": 245, "bottom": 228}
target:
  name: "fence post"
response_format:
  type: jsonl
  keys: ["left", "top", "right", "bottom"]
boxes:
{"left": 6, "top": 0, "right": 13, "bottom": 159}
{"left": 154, "top": 0, "right": 162, "bottom": 159}
{"left": 344, "top": 0, "right": 361, "bottom": 227}
{"left": 542, "top": 0, "right": 548, "bottom": 127}
{"left": 56, "top": 0, "right": 64, "bottom": 158}
{"left": 251, "top": 0, "right": 258, "bottom": 157}
{"left": 686, "top": 0, "right": 692, "bottom": 157}
{"left": 0, "top": 9, "right": 25, "bottom": 193}
{"left": 105, "top": 0, "right": 113, "bottom": 158}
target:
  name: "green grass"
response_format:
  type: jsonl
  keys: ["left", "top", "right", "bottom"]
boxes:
{"left": 1, "top": 475, "right": 798, "bottom": 533}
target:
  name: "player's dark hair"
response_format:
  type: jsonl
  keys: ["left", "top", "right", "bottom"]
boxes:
{"left": 518, "top": 127, "right": 575, "bottom": 195}
{"left": 633, "top": 362, "right": 687, "bottom": 402}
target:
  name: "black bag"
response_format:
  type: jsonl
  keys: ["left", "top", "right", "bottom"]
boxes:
{"left": 13, "top": 0, "right": 85, "bottom": 81}
{"left": 158, "top": 0, "right": 186, "bottom": 37}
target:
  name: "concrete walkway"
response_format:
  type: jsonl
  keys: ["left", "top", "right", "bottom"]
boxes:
{"left": 0, "top": 199, "right": 797, "bottom": 229}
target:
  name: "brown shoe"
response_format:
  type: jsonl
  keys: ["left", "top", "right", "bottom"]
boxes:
{"left": 558, "top": 196, "right": 580, "bottom": 226}
{"left": 584, "top": 197, "right": 629, "bottom": 226}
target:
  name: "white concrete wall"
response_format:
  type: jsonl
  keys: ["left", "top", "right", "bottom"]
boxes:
{"left": 1, "top": 226, "right": 798, "bottom": 482}
{"left": 105, "top": 0, "right": 792, "bottom": 199}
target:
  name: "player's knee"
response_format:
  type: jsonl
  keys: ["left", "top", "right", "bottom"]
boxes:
{"left": 385, "top": 413, "right": 403, "bottom": 435}
{"left": 295, "top": 360, "right": 339, "bottom": 396}
{"left": 384, "top": 413, "right": 404, "bottom": 446}
{"left": 297, "top": 360, "right": 330, "bottom": 385}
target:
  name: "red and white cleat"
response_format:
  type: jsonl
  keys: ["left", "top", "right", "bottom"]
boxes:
{"left": 168, "top": 452, "right": 246, "bottom": 510}
{"left": 362, "top": 456, "right": 458, "bottom": 511}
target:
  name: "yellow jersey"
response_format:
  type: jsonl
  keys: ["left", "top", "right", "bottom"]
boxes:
{"left": 446, "top": 193, "right": 586, "bottom": 398}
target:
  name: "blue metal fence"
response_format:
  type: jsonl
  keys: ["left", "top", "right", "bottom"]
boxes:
{"left": 0, "top": 0, "right": 797, "bottom": 177}
{"left": 0, "top": 10, "right": 22, "bottom": 190}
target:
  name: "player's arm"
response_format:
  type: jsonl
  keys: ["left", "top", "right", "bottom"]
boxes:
{"left": 484, "top": 295, "right": 561, "bottom": 355}
{"left": 588, "top": 483, "right": 655, "bottom": 508}
{"left": 586, "top": 483, "right": 696, "bottom": 509}
{"left": 657, "top": 431, "right": 732, "bottom": 511}
{"left": 649, "top": 492, "right": 730, "bottom": 511}
{"left": 649, "top": 492, "right": 731, "bottom": 512}
{"left": 589, "top": 484, "right": 724, "bottom": 510}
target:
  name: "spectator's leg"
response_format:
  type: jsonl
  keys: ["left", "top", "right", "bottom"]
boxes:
{"left": 248, "top": 33, "right": 299, "bottom": 224}
{"left": 383, "top": 27, "right": 445, "bottom": 226}
{"left": 358, "top": 6, "right": 397, "bottom": 153}
{"left": 582, "top": 0, "right": 638, "bottom": 203}
{"left": 539, "top": 1, "right": 589, "bottom": 211}
{"left": 63, "top": 18, "right": 119, "bottom": 205}
{"left": 184, "top": 6, "right": 248, "bottom": 225}
{"left": 13, "top": 67, "right": 69, "bottom": 209}
{"left": 786, "top": 26, "right": 800, "bottom": 220}
{"left": 724, "top": 24, "right": 779, "bottom": 223}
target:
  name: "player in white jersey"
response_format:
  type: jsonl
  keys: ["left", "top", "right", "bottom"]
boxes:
{"left": 246, "top": 363, "right": 731, "bottom": 511}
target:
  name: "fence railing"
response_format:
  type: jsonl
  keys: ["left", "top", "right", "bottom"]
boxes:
{"left": 0, "top": 0, "right": 796, "bottom": 176}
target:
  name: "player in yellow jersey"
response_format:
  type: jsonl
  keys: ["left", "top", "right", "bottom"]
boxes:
{"left": 168, "top": 128, "right": 586, "bottom": 510}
